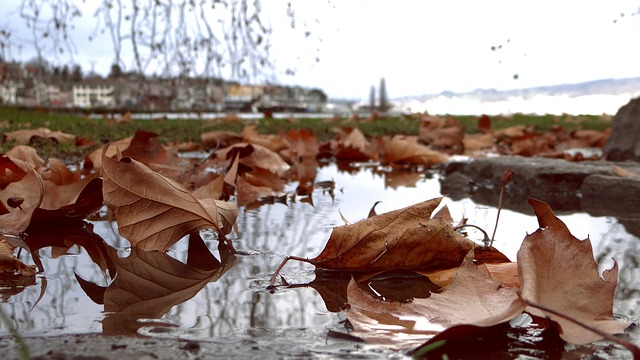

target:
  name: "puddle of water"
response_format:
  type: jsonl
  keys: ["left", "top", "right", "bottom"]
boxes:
{"left": 1, "top": 163, "right": 639, "bottom": 358}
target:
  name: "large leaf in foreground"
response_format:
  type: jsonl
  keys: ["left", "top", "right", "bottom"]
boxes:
{"left": 518, "top": 198, "right": 630, "bottom": 345}
{"left": 344, "top": 250, "right": 525, "bottom": 347}
{"left": 101, "top": 144, "right": 239, "bottom": 251}
{"left": 311, "top": 197, "right": 474, "bottom": 271}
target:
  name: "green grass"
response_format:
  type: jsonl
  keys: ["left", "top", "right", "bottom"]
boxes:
{"left": 455, "top": 113, "right": 611, "bottom": 133}
{"left": 0, "top": 106, "right": 612, "bottom": 160}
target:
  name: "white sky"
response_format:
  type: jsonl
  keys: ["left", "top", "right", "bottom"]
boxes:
{"left": 2, "top": 0, "right": 640, "bottom": 100}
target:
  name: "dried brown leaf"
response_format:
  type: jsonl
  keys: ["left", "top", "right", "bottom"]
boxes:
{"left": 3, "top": 127, "right": 75, "bottom": 145}
{"left": 217, "top": 143, "right": 290, "bottom": 177}
{"left": 201, "top": 130, "right": 243, "bottom": 149}
{"left": 373, "top": 136, "right": 448, "bottom": 166}
{"left": 242, "top": 125, "right": 289, "bottom": 152}
{"left": 331, "top": 127, "right": 376, "bottom": 162}
{"left": 5, "top": 145, "right": 46, "bottom": 169}
{"left": 310, "top": 197, "right": 474, "bottom": 271}
{"left": 345, "top": 250, "right": 525, "bottom": 347}
{"left": 518, "top": 198, "right": 630, "bottom": 345}
{"left": 39, "top": 158, "right": 80, "bottom": 185}
{"left": 101, "top": 144, "right": 239, "bottom": 251}
{"left": 0, "top": 157, "right": 44, "bottom": 234}
{"left": 33, "top": 176, "right": 104, "bottom": 221}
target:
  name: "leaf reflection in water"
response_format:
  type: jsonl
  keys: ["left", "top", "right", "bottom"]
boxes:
{"left": 84, "top": 233, "right": 237, "bottom": 336}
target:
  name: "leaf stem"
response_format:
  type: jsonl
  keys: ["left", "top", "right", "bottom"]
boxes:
{"left": 269, "top": 255, "right": 312, "bottom": 285}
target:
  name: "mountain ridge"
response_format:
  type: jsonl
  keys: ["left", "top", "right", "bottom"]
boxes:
{"left": 402, "top": 77, "right": 640, "bottom": 102}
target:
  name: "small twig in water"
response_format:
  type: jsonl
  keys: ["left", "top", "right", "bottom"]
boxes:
{"left": 490, "top": 170, "right": 512, "bottom": 247}
{"left": 269, "top": 255, "right": 313, "bottom": 285}
{"left": 453, "top": 224, "right": 490, "bottom": 247}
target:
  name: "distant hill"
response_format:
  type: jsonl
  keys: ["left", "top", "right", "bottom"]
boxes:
{"left": 405, "top": 77, "right": 640, "bottom": 102}
{"left": 393, "top": 77, "right": 640, "bottom": 115}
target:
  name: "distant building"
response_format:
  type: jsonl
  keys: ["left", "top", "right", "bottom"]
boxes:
{"left": 0, "top": 60, "right": 331, "bottom": 112}
{"left": 172, "top": 78, "right": 223, "bottom": 111}
{"left": 73, "top": 79, "right": 116, "bottom": 107}
{"left": 223, "top": 83, "right": 266, "bottom": 112}
{"left": 0, "top": 79, "right": 21, "bottom": 104}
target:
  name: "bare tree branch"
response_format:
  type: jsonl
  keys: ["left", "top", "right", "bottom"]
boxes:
{"left": 12, "top": 0, "right": 279, "bottom": 81}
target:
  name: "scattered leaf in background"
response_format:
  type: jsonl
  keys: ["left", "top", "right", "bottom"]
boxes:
{"left": 5, "top": 145, "right": 46, "bottom": 168}
{"left": 331, "top": 127, "right": 376, "bottom": 162}
{"left": 373, "top": 135, "right": 449, "bottom": 166}
{"left": 39, "top": 158, "right": 80, "bottom": 185}
{"left": 0, "top": 157, "right": 45, "bottom": 235}
{"left": 3, "top": 127, "right": 76, "bottom": 145}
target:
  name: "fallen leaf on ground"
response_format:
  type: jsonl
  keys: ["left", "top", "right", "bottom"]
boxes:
{"left": 310, "top": 197, "right": 473, "bottom": 271}
{"left": 517, "top": 198, "right": 630, "bottom": 345}
{"left": 101, "top": 144, "right": 239, "bottom": 251}
{"left": 216, "top": 143, "right": 290, "bottom": 177}
{"left": 84, "top": 136, "right": 132, "bottom": 169}
{"left": 0, "top": 239, "right": 36, "bottom": 277}
{"left": 373, "top": 136, "right": 449, "bottom": 166}
{"left": 39, "top": 158, "right": 80, "bottom": 185}
{"left": 192, "top": 174, "right": 225, "bottom": 200}
{"left": 330, "top": 127, "right": 376, "bottom": 161}
{"left": 478, "top": 114, "right": 492, "bottom": 133}
{"left": 33, "top": 176, "right": 104, "bottom": 221}
{"left": 3, "top": 127, "right": 76, "bottom": 145}
{"left": 241, "top": 125, "right": 289, "bottom": 152}
{"left": 201, "top": 130, "right": 244, "bottom": 149}
{"left": 344, "top": 250, "right": 525, "bottom": 347}
{"left": 121, "top": 130, "right": 188, "bottom": 180}
{"left": 418, "top": 118, "right": 464, "bottom": 154}
{"left": 0, "top": 157, "right": 45, "bottom": 235}
{"left": 5, "top": 145, "right": 46, "bottom": 168}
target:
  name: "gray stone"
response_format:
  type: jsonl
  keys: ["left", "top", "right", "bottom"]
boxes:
{"left": 441, "top": 156, "right": 614, "bottom": 212}
{"left": 603, "top": 96, "right": 640, "bottom": 161}
{"left": 439, "top": 156, "right": 640, "bottom": 236}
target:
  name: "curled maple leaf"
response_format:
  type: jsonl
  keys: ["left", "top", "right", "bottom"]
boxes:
{"left": 310, "top": 197, "right": 473, "bottom": 271}
{"left": 344, "top": 249, "right": 525, "bottom": 347}
{"left": 101, "top": 143, "right": 239, "bottom": 251}
{"left": 3, "top": 128, "right": 75, "bottom": 145}
{"left": 518, "top": 198, "right": 631, "bottom": 345}
{"left": 0, "top": 156, "right": 45, "bottom": 235}
{"left": 270, "top": 197, "right": 477, "bottom": 284}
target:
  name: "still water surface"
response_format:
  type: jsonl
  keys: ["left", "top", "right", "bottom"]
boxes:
{"left": 1, "top": 163, "right": 639, "bottom": 357}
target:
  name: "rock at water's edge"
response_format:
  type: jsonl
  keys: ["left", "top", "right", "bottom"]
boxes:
{"left": 604, "top": 96, "right": 640, "bottom": 161}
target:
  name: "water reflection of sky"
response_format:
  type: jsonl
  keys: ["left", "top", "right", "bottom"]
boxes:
{"left": 1, "top": 163, "right": 638, "bottom": 354}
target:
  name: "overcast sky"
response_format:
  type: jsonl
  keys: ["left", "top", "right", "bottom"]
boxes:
{"left": 2, "top": 0, "right": 639, "bottom": 100}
